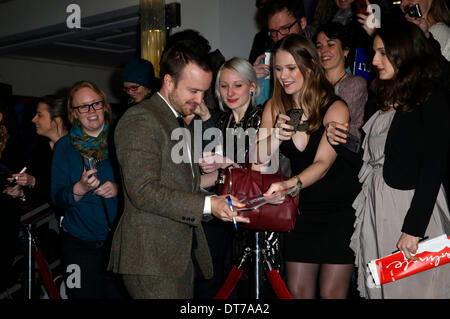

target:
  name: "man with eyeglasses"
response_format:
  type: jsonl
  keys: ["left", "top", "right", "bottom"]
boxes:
{"left": 252, "top": 0, "right": 310, "bottom": 105}
{"left": 121, "top": 58, "right": 160, "bottom": 107}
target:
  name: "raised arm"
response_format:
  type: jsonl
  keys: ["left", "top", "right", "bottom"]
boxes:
{"left": 264, "top": 100, "right": 350, "bottom": 194}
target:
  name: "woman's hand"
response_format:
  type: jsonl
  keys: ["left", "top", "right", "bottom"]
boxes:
{"left": 8, "top": 172, "right": 36, "bottom": 188}
{"left": 253, "top": 53, "right": 270, "bottom": 79}
{"left": 194, "top": 100, "right": 211, "bottom": 121}
{"left": 263, "top": 180, "right": 292, "bottom": 204}
{"left": 199, "top": 152, "right": 234, "bottom": 174}
{"left": 3, "top": 184, "right": 24, "bottom": 199}
{"left": 74, "top": 168, "right": 100, "bottom": 197}
{"left": 397, "top": 232, "right": 420, "bottom": 261}
{"left": 325, "top": 122, "right": 349, "bottom": 145}
{"left": 275, "top": 114, "right": 296, "bottom": 141}
{"left": 356, "top": 0, "right": 376, "bottom": 37}
{"left": 94, "top": 181, "right": 118, "bottom": 199}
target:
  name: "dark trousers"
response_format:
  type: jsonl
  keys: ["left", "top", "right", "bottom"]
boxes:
{"left": 194, "top": 220, "right": 234, "bottom": 299}
{"left": 0, "top": 198, "right": 20, "bottom": 291}
{"left": 61, "top": 232, "right": 125, "bottom": 299}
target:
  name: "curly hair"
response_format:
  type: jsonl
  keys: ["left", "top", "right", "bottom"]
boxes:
{"left": 371, "top": 21, "right": 443, "bottom": 112}
{"left": 270, "top": 33, "right": 334, "bottom": 133}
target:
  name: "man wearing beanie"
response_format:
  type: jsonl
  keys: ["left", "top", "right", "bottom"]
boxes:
{"left": 121, "top": 58, "right": 160, "bottom": 106}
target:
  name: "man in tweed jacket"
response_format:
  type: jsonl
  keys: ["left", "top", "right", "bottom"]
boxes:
{"left": 108, "top": 42, "right": 248, "bottom": 298}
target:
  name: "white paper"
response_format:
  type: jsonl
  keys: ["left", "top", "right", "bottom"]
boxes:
{"left": 235, "top": 186, "right": 297, "bottom": 211}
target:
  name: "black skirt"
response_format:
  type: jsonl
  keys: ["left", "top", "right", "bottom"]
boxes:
{"left": 284, "top": 209, "right": 356, "bottom": 264}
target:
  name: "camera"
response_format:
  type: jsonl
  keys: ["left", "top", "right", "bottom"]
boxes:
{"left": 83, "top": 157, "right": 98, "bottom": 178}
{"left": 406, "top": 4, "right": 422, "bottom": 18}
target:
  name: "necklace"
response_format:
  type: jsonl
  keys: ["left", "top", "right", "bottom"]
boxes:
{"left": 332, "top": 71, "right": 347, "bottom": 87}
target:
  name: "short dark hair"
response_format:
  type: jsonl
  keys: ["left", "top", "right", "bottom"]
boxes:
{"left": 314, "top": 22, "right": 352, "bottom": 50}
{"left": 264, "top": 0, "right": 306, "bottom": 21}
{"left": 38, "top": 95, "right": 71, "bottom": 131}
{"left": 159, "top": 41, "right": 212, "bottom": 84}
{"left": 164, "top": 29, "right": 211, "bottom": 56}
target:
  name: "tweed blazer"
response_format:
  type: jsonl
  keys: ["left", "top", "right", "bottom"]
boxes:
{"left": 108, "top": 93, "right": 213, "bottom": 279}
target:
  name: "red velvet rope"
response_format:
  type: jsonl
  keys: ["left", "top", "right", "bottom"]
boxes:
{"left": 34, "top": 250, "right": 61, "bottom": 299}
{"left": 214, "top": 266, "right": 292, "bottom": 299}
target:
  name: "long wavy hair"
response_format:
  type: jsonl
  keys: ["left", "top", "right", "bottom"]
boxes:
{"left": 270, "top": 33, "right": 334, "bottom": 133}
{"left": 428, "top": 0, "right": 450, "bottom": 25}
{"left": 371, "top": 21, "right": 443, "bottom": 112}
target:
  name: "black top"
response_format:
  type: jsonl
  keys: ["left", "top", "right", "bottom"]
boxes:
{"left": 215, "top": 104, "right": 263, "bottom": 165}
{"left": 385, "top": 89, "right": 449, "bottom": 237}
{"left": 24, "top": 138, "right": 54, "bottom": 206}
{"left": 280, "top": 95, "right": 361, "bottom": 214}
{"left": 335, "top": 88, "right": 449, "bottom": 237}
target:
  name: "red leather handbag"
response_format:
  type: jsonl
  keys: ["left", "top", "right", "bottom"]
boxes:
{"left": 216, "top": 165, "right": 299, "bottom": 232}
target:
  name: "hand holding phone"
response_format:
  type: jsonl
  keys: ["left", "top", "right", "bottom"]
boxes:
{"left": 335, "top": 128, "right": 361, "bottom": 153}
{"left": 286, "top": 109, "right": 308, "bottom": 132}
{"left": 83, "top": 157, "right": 98, "bottom": 178}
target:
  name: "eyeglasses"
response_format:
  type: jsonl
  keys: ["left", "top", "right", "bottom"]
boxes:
{"left": 73, "top": 100, "right": 104, "bottom": 113}
{"left": 122, "top": 85, "right": 141, "bottom": 93}
{"left": 268, "top": 19, "right": 299, "bottom": 38}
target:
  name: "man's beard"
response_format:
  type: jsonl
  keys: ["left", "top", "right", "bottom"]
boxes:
{"left": 168, "top": 90, "right": 196, "bottom": 117}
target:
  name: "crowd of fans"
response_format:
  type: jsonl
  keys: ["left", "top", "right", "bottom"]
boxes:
{"left": 1, "top": 0, "right": 449, "bottom": 300}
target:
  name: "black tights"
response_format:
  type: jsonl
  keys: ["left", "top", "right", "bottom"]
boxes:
{"left": 286, "top": 261, "right": 354, "bottom": 299}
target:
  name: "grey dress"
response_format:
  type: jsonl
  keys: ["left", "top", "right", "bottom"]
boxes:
{"left": 350, "top": 110, "right": 450, "bottom": 299}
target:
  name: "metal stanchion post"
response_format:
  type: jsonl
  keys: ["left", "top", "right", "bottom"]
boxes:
{"left": 254, "top": 232, "right": 260, "bottom": 299}
{"left": 25, "top": 224, "right": 32, "bottom": 300}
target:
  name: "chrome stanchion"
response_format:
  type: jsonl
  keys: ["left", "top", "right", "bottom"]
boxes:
{"left": 25, "top": 224, "right": 32, "bottom": 300}
{"left": 254, "top": 232, "right": 260, "bottom": 299}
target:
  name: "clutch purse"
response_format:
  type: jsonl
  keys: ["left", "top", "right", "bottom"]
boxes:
{"left": 216, "top": 164, "right": 299, "bottom": 232}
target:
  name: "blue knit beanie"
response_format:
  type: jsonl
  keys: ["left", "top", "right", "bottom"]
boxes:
{"left": 121, "top": 58, "right": 155, "bottom": 88}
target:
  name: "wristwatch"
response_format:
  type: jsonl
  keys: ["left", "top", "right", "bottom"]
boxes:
{"left": 289, "top": 175, "right": 302, "bottom": 197}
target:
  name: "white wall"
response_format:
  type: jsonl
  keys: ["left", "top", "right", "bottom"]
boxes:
{"left": 0, "top": 0, "right": 259, "bottom": 102}
{"left": 0, "top": 56, "right": 122, "bottom": 102}
{"left": 0, "top": 0, "right": 140, "bottom": 38}
{"left": 176, "top": 0, "right": 259, "bottom": 60}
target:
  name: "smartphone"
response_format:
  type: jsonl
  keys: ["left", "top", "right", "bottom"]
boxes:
{"left": 406, "top": 4, "right": 422, "bottom": 18}
{"left": 336, "top": 128, "right": 361, "bottom": 153}
{"left": 355, "top": 0, "right": 368, "bottom": 14}
{"left": 83, "top": 157, "right": 98, "bottom": 178}
{"left": 260, "top": 51, "right": 271, "bottom": 79}
{"left": 286, "top": 109, "right": 304, "bottom": 132}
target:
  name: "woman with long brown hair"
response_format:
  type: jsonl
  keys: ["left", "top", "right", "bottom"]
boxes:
{"left": 328, "top": 21, "right": 450, "bottom": 298}
{"left": 257, "top": 33, "right": 360, "bottom": 298}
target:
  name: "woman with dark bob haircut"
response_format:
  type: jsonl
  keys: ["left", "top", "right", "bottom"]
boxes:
{"left": 328, "top": 20, "right": 450, "bottom": 299}
{"left": 315, "top": 22, "right": 368, "bottom": 139}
